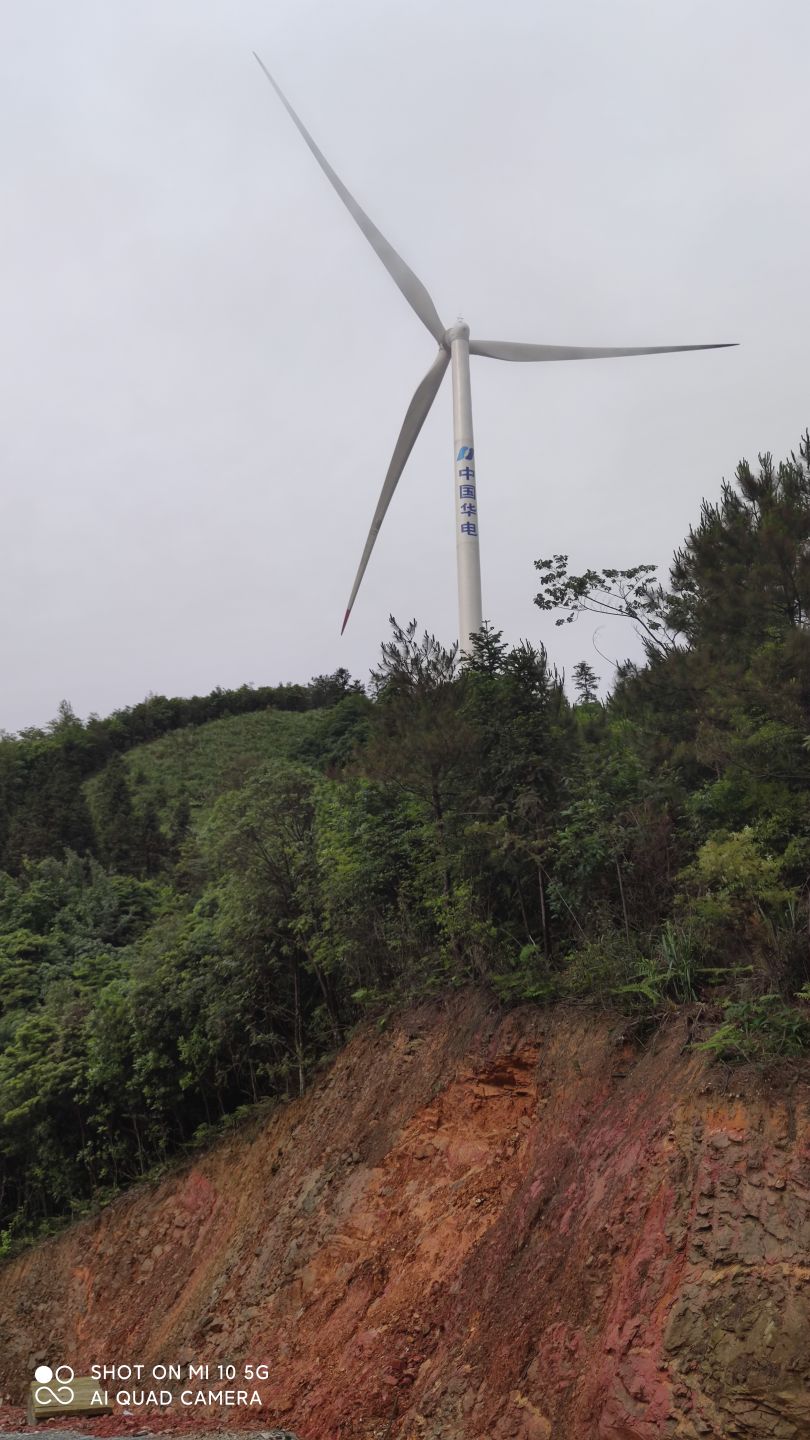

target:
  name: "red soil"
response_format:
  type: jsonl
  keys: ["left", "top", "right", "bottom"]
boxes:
{"left": 1, "top": 994, "right": 809, "bottom": 1439}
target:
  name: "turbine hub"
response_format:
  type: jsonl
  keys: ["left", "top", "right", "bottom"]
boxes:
{"left": 443, "top": 320, "right": 470, "bottom": 346}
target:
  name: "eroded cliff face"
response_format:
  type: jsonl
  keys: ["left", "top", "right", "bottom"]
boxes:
{"left": 1, "top": 994, "right": 808, "bottom": 1440}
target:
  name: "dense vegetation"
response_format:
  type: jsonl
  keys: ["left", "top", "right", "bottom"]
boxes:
{"left": 2, "top": 436, "right": 810, "bottom": 1252}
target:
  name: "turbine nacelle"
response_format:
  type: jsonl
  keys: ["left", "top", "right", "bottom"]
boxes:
{"left": 442, "top": 321, "right": 470, "bottom": 349}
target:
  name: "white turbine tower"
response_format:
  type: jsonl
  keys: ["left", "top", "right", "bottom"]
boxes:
{"left": 254, "top": 56, "right": 736, "bottom": 651}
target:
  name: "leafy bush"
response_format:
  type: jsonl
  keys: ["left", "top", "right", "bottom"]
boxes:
{"left": 490, "top": 943, "right": 561, "bottom": 1004}
{"left": 697, "top": 994, "right": 810, "bottom": 1061}
{"left": 561, "top": 935, "right": 636, "bottom": 1003}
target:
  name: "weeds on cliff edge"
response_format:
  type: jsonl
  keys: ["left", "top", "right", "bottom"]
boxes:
{"left": 696, "top": 993, "right": 810, "bottom": 1061}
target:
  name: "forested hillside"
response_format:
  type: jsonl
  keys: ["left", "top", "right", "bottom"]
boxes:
{"left": 2, "top": 436, "right": 810, "bottom": 1254}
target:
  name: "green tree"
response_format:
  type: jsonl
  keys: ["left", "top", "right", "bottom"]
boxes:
{"left": 464, "top": 630, "right": 570, "bottom": 961}
{"left": 572, "top": 661, "right": 600, "bottom": 704}
{"left": 366, "top": 620, "right": 465, "bottom": 883}
{"left": 534, "top": 555, "right": 671, "bottom": 653}
{"left": 93, "top": 756, "right": 137, "bottom": 869}
{"left": 199, "top": 762, "right": 338, "bottom": 1094}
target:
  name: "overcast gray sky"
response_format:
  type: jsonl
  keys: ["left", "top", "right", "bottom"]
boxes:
{"left": 2, "top": 0, "right": 808, "bottom": 731}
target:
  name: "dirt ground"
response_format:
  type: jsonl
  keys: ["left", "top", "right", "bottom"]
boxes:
{"left": 1, "top": 993, "right": 809, "bottom": 1439}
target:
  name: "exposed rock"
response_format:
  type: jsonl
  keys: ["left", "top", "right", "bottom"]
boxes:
{"left": 0, "top": 994, "right": 808, "bottom": 1440}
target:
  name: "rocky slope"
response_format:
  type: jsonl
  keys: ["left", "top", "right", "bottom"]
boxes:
{"left": 1, "top": 993, "right": 809, "bottom": 1439}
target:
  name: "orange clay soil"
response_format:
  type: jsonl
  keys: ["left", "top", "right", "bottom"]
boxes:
{"left": 1, "top": 992, "right": 809, "bottom": 1440}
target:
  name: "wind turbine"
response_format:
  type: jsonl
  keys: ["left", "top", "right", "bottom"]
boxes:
{"left": 254, "top": 55, "right": 735, "bottom": 651}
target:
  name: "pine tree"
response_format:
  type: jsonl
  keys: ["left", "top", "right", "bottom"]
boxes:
{"left": 134, "top": 799, "right": 166, "bottom": 877}
{"left": 93, "top": 756, "right": 137, "bottom": 869}
{"left": 572, "top": 661, "right": 599, "bottom": 703}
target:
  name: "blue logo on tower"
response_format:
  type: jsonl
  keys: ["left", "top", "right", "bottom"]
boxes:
{"left": 456, "top": 446, "right": 474, "bottom": 461}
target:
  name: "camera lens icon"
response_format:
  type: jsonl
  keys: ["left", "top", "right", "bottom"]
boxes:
{"left": 33, "top": 1364, "right": 75, "bottom": 1405}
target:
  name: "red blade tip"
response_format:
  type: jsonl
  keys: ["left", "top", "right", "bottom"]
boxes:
{"left": 340, "top": 608, "right": 352, "bottom": 635}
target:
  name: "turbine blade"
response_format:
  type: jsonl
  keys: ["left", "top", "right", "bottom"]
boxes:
{"left": 253, "top": 54, "right": 446, "bottom": 344}
{"left": 469, "top": 339, "right": 738, "bottom": 362}
{"left": 341, "top": 348, "right": 450, "bottom": 633}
